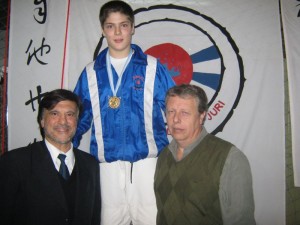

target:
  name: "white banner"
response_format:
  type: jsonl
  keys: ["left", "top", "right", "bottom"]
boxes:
{"left": 8, "top": 0, "right": 285, "bottom": 224}
{"left": 281, "top": 0, "right": 300, "bottom": 186}
{"left": 8, "top": 0, "right": 68, "bottom": 145}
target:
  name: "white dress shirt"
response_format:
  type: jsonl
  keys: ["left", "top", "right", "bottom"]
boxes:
{"left": 45, "top": 139, "right": 75, "bottom": 174}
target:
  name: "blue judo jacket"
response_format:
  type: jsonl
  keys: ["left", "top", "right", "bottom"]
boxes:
{"left": 73, "top": 44, "right": 175, "bottom": 163}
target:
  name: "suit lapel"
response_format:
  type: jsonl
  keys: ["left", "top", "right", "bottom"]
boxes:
{"left": 73, "top": 150, "right": 93, "bottom": 220}
{"left": 30, "top": 142, "right": 68, "bottom": 211}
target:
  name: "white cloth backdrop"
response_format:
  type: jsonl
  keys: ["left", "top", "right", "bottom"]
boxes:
{"left": 281, "top": 0, "right": 300, "bottom": 187}
{"left": 8, "top": 0, "right": 68, "bottom": 144}
{"left": 8, "top": 0, "right": 285, "bottom": 224}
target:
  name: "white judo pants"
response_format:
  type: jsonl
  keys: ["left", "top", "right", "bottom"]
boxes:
{"left": 100, "top": 157, "right": 157, "bottom": 225}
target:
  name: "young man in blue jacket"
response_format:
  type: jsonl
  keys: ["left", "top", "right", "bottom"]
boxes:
{"left": 73, "top": 1, "right": 174, "bottom": 224}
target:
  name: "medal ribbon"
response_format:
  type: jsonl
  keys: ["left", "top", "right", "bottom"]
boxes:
{"left": 106, "top": 49, "right": 133, "bottom": 97}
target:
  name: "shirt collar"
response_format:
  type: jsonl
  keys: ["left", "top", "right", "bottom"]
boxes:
{"left": 168, "top": 126, "right": 208, "bottom": 161}
{"left": 45, "top": 139, "right": 75, "bottom": 170}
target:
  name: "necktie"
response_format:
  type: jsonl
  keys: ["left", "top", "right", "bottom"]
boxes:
{"left": 58, "top": 154, "right": 70, "bottom": 180}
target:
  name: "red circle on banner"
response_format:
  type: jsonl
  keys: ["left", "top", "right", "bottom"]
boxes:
{"left": 145, "top": 43, "right": 193, "bottom": 85}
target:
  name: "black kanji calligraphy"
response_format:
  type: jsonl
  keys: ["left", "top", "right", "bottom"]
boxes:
{"left": 33, "top": 0, "right": 47, "bottom": 24}
{"left": 25, "top": 37, "right": 51, "bottom": 65}
{"left": 25, "top": 85, "right": 48, "bottom": 112}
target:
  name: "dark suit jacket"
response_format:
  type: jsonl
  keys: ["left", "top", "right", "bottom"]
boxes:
{"left": 0, "top": 141, "right": 101, "bottom": 225}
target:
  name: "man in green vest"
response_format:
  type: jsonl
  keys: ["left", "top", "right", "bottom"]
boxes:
{"left": 154, "top": 84, "right": 256, "bottom": 225}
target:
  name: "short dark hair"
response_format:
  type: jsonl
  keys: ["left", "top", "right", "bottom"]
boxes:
{"left": 37, "top": 89, "right": 82, "bottom": 138}
{"left": 165, "top": 84, "right": 208, "bottom": 114}
{"left": 99, "top": 0, "right": 134, "bottom": 28}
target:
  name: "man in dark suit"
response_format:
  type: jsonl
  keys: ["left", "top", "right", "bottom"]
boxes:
{"left": 0, "top": 89, "right": 101, "bottom": 225}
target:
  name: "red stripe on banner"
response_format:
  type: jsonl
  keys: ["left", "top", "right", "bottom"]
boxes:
{"left": 1, "top": 0, "right": 11, "bottom": 155}
{"left": 61, "top": 0, "right": 71, "bottom": 88}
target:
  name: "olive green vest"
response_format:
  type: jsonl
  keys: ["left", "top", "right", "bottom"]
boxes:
{"left": 154, "top": 134, "right": 232, "bottom": 225}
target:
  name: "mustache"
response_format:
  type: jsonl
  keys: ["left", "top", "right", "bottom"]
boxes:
{"left": 54, "top": 125, "right": 72, "bottom": 130}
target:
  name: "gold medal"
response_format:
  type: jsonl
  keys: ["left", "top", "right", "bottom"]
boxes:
{"left": 109, "top": 96, "right": 120, "bottom": 109}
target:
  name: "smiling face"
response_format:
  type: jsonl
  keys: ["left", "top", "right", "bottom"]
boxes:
{"left": 102, "top": 12, "right": 134, "bottom": 58}
{"left": 166, "top": 95, "right": 206, "bottom": 149}
{"left": 41, "top": 100, "right": 78, "bottom": 152}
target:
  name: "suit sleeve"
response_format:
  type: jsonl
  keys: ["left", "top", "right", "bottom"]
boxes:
{"left": 92, "top": 161, "right": 101, "bottom": 225}
{"left": 0, "top": 152, "right": 23, "bottom": 225}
